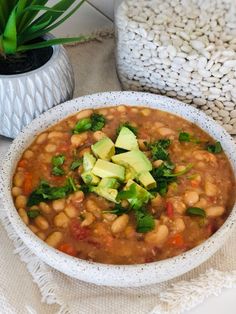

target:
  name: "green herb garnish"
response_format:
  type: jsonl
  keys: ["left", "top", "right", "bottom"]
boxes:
{"left": 179, "top": 132, "right": 200, "bottom": 144}
{"left": 73, "top": 118, "right": 92, "bottom": 134}
{"left": 70, "top": 159, "right": 83, "bottom": 171}
{"left": 116, "top": 122, "right": 138, "bottom": 136}
{"left": 115, "top": 183, "right": 155, "bottom": 232}
{"left": 51, "top": 155, "right": 65, "bottom": 176}
{"left": 79, "top": 184, "right": 92, "bottom": 194}
{"left": 186, "top": 207, "right": 206, "bottom": 217}
{"left": 27, "top": 210, "right": 40, "bottom": 219}
{"left": 103, "top": 204, "right": 129, "bottom": 215}
{"left": 135, "top": 209, "right": 155, "bottom": 233}
{"left": 90, "top": 113, "right": 106, "bottom": 131}
{"left": 149, "top": 139, "right": 171, "bottom": 161}
{"left": 27, "top": 177, "right": 77, "bottom": 206}
{"left": 117, "top": 183, "right": 151, "bottom": 209}
{"left": 73, "top": 114, "right": 106, "bottom": 133}
{"left": 206, "top": 141, "right": 222, "bottom": 154}
{"left": 151, "top": 162, "right": 192, "bottom": 196}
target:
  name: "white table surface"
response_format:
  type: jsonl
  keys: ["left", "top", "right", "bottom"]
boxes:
{"left": 1, "top": 0, "right": 236, "bottom": 312}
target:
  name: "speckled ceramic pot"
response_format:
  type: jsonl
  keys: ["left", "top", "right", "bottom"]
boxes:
{"left": 1, "top": 92, "right": 236, "bottom": 287}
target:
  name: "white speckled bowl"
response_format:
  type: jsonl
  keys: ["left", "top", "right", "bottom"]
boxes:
{"left": 1, "top": 92, "right": 236, "bottom": 287}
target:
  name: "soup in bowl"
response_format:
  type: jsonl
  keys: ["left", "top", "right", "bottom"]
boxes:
{"left": 1, "top": 92, "right": 236, "bottom": 286}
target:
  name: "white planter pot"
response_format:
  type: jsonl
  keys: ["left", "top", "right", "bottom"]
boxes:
{"left": 0, "top": 35, "right": 74, "bottom": 138}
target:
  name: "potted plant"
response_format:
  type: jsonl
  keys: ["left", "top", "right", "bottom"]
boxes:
{"left": 0, "top": 0, "right": 88, "bottom": 138}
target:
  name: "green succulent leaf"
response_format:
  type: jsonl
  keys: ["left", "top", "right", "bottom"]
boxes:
{"left": 23, "top": 5, "right": 64, "bottom": 13}
{"left": 2, "top": 7, "right": 17, "bottom": 54}
{"left": 0, "top": 0, "right": 87, "bottom": 55}
{"left": 17, "top": 35, "right": 91, "bottom": 52}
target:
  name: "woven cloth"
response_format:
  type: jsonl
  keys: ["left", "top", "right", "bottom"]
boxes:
{"left": 0, "top": 37, "right": 236, "bottom": 314}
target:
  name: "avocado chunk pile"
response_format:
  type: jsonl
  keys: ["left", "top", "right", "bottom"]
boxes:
{"left": 80, "top": 126, "right": 156, "bottom": 205}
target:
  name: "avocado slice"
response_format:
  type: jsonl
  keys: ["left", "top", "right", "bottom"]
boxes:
{"left": 123, "top": 179, "right": 152, "bottom": 207}
{"left": 83, "top": 152, "right": 96, "bottom": 172}
{"left": 81, "top": 171, "right": 100, "bottom": 185}
{"left": 112, "top": 150, "right": 152, "bottom": 173}
{"left": 91, "top": 186, "right": 119, "bottom": 203}
{"left": 91, "top": 137, "right": 115, "bottom": 160}
{"left": 125, "top": 167, "right": 136, "bottom": 182}
{"left": 98, "top": 177, "right": 120, "bottom": 189}
{"left": 92, "top": 159, "right": 125, "bottom": 181}
{"left": 137, "top": 171, "right": 156, "bottom": 189}
{"left": 115, "top": 127, "right": 139, "bottom": 151}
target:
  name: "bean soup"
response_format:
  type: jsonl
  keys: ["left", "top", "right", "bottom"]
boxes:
{"left": 12, "top": 106, "right": 236, "bottom": 264}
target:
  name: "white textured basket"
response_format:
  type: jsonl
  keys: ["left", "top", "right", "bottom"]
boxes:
{"left": 0, "top": 34, "right": 74, "bottom": 139}
{"left": 115, "top": 0, "right": 236, "bottom": 135}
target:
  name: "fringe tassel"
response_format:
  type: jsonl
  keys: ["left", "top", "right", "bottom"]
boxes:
{"left": 150, "top": 269, "right": 236, "bottom": 314}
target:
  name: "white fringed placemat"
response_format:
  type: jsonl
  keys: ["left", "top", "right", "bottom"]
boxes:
{"left": 0, "top": 37, "right": 236, "bottom": 314}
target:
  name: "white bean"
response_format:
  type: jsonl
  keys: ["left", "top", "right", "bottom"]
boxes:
{"left": 71, "top": 133, "right": 88, "bottom": 147}
{"left": 145, "top": 225, "right": 169, "bottom": 245}
{"left": 206, "top": 206, "right": 225, "bottom": 217}
{"left": 205, "top": 181, "right": 218, "bottom": 197}
{"left": 45, "top": 232, "right": 63, "bottom": 248}
{"left": 81, "top": 212, "right": 95, "bottom": 227}
{"left": 184, "top": 191, "right": 199, "bottom": 206}
{"left": 15, "top": 195, "right": 27, "bottom": 209}
{"left": 76, "top": 109, "right": 93, "bottom": 120}
{"left": 18, "top": 208, "right": 29, "bottom": 225}
{"left": 111, "top": 214, "right": 129, "bottom": 234}
{"left": 35, "top": 216, "right": 49, "bottom": 230}
{"left": 12, "top": 187, "right": 22, "bottom": 197}
{"left": 36, "top": 133, "right": 48, "bottom": 144}
{"left": 52, "top": 199, "right": 65, "bottom": 212}
{"left": 54, "top": 212, "right": 70, "bottom": 228}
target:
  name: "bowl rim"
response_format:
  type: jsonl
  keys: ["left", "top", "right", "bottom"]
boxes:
{"left": 1, "top": 91, "right": 236, "bottom": 277}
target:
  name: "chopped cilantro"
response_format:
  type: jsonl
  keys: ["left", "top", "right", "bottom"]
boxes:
{"left": 135, "top": 209, "right": 155, "bottom": 233}
{"left": 79, "top": 184, "right": 92, "bottom": 194}
{"left": 179, "top": 132, "right": 200, "bottom": 144}
{"left": 115, "top": 184, "right": 155, "bottom": 233}
{"left": 90, "top": 113, "right": 106, "bottom": 131}
{"left": 51, "top": 155, "right": 65, "bottom": 176}
{"left": 73, "top": 118, "right": 92, "bottom": 134}
{"left": 165, "top": 163, "right": 193, "bottom": 177}
{"left": 186, "top": 207, "right": 206, "bottom": 217}
{"left": 52, "top": 167, "right": 65, "bottom": 176}
{"left": 149, "top": 139, "right": 171, "bottom": 161}
{"left": 52, "top": 155, "right": 65, "bottom": 167}
{"left": 70, "top": 159, "right": 83, "bottom": 171}
{"left": 151, "top": 161, "right": 192, "bottom": 196}
{"left": 73, "top": 114, "right": 106, "bottom": 134}
{"left": 27, "top": 210, "right": 40, "bottom": 219}
{"left": 116, "top": 122, "right": 138, "bottom": 136}
{"left": 103, "top": 204, "right": 129, "bottom": 215}
{"left": 27, "top": 177, "right": 77, "bottom": 206}
{"left": 117, "top": 183, "right": 151, "bottom": 209}
{"left": 206, "top": 141, "right": 222, "bottom": 154}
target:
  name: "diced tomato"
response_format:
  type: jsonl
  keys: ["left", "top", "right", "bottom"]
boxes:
{"left": 70, "top": 219, "right": 90, "bottom": 240}
{"left": 58, "top": 243, "right": 77, "bottom": 257}
{"left": 166, "top": 202, "right": 174, "bottom": 218}
{"left": 168, "top": 233, "right": 185, "bottom": 248}
{"left": 190, "top": 180, "right": 200, "bottom": 188}
{"left": 23, "top": 173, "right": 33, "bottom": 195}
{"left": 18, "top": 159, "right": 27, "bottom": 168}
